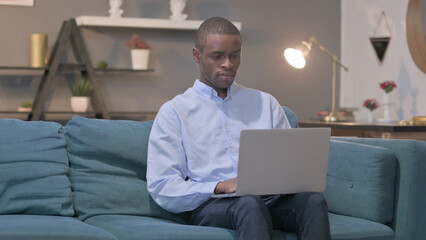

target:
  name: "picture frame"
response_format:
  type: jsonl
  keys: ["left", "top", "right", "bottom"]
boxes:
{"left": 0, "top": 0, "right": 34, "bottom": 7}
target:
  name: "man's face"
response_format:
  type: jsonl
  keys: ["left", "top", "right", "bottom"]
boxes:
{"left": 193, "top": 34, "right": 242, "bottom": 94}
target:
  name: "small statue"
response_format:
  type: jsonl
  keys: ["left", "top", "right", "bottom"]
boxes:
{"left": 169, "top": 0, "right": 188, "bottom": 21}
{"left": 109, "top": 0, "right": 123, "bottom": 18}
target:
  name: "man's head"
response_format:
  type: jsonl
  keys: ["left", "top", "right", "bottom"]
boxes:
{"left": 193, "top": 17, "right": 242, "bottom": 97}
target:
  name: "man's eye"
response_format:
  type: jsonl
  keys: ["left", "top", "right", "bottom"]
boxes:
{"left": 213, "top": 55, "right": 222, "bottom": 60}
{"left": 232, "top": 54, "right": 240, "bottom": 59}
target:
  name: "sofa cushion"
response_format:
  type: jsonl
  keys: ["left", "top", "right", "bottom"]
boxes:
{"left": 324, "top": 140, "right": 396, "bottom": 224}
{"left": 328, "top": 213, "right": 394, "bottom": 240}
{"left": 65, "top": 116, "right": 185, "bottom": 222}
{"left": 0, "top": 119, "right": 73, "bottom": 216}
{"left": 0, "top": 215, "right": 117, "bottom": 240}
{"left": 85, "top": 215, "right": 292, "bottom": 240}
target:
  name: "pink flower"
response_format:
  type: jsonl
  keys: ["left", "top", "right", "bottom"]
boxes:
{"left": 380, "top": 80, "right": 397, "bottom": 93}
{"left": 126, "top": 34, "right": 150, "bottom": 49}
{"left": 363, "top": 99, "right": 379, "bottom": 112}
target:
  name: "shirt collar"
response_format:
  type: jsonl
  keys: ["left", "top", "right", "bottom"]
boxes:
{"left": 193, "top": 79, "right": 239, "bottom": 100}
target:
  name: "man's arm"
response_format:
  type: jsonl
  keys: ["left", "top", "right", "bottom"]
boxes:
{"left": 270, "top": 95, "right": 291, "bottom": 129}
{"left": 146, "top": 103, "right": 218, "bottom": 213}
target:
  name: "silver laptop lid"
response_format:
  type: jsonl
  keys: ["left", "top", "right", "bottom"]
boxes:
{"left": 235, "top": 128, "right": 331, "bottom": 196}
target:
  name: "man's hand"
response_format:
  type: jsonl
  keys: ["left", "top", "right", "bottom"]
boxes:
{"left": 214, "top": 178, "right": 237, "bottom": 194}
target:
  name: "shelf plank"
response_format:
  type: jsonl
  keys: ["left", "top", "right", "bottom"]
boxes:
{"left": 0, "top": 111, "right": 157, "bottom": 114}
{"left": 75, "top": 16, "right": 242, "bottom": 31}
{"left": 0, "top": 65, "right": 154, "bottom": 73}
{"left": 0, "top": 66, "right": 47, "bottom": 70}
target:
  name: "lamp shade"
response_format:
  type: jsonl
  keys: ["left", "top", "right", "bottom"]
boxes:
{"left": 284, "top": 48, "right": 306, "bottom": 69}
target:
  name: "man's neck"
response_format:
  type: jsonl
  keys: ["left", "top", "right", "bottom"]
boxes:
{"left": 217, "top": 90, "right": 228, "bottom": 100}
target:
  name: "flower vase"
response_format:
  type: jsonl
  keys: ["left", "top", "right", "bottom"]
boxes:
{"left": 378, "top": 92, "right": 397, "bottom": 123}
{"left": 367, "top": 111, "right": 375, "bottom": 123}
{"left": 130, "top": 49, "right": 150, "bottom": 70}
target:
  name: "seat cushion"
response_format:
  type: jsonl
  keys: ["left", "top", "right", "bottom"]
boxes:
{"left": 65, "top": 116, "right": 185, "bottom": 222}
{"left": 329, "top": 213, "right": 394, "bottom": 240}
{"left": 0, "top": 215, "right": 117, "bottom": 240}
{"left": 324, "top": 140, "right": 396, "bottom": 224}
{"left": 0, "top": 119, "right": 73, "bottom": 216}
{"left": 85, "top": 214, "right": 293, "bottom": 240}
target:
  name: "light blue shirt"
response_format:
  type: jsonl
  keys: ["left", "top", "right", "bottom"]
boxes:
{"left": 146, "top": 80, "right": 291, "bottom": 213}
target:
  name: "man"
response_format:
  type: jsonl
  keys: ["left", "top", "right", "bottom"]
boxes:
{"left": 147, "top": 17, "right": 331, "bottom": 240}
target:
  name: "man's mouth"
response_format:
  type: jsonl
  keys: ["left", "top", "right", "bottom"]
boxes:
{"left": 218, "top": 72, "right": 235, "bottom": 80}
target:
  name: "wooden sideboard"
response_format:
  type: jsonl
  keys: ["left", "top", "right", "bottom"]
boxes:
{"left": 299, "top": 121, "right": 426, "bottom": 141}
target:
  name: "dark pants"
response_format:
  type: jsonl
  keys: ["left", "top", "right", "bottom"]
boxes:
{"left": 188, "top": 192, "right": 331, "bottom": 240}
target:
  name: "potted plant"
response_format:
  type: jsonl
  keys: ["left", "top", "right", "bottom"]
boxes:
{"left": 17, "top": 101, "right": 32, "bottom": 112}
{"left": 96, "top": 60, "right": 108, "bottom": 69}
{"left": 363, "top": 99, "right": 379, "bottom": 123}
{"left": 126, "top": 33, "right": 151, "bottom": 70}
{"left": 71, "top": 78, "right": 93, "bottom": 112}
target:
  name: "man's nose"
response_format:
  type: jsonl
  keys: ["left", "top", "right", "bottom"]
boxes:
{"left": 221, "top": 57, "right": 234, "bottom": 69}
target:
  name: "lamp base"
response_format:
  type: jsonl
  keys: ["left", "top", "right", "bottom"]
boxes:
{"left": 324, "top": 110, "right": 346, "bottom": 122}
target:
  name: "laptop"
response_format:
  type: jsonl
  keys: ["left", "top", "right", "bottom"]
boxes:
{"left": 211, "top": 128, "right": 331, "bottom": 198}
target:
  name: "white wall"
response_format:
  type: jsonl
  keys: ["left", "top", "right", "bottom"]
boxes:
{"left": 340, "top": 0, "right": 426, "bottom": 122}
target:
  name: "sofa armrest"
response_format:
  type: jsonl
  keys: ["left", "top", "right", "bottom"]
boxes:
{"left": 333, "top": 137, "right": 426, "bottom": 240}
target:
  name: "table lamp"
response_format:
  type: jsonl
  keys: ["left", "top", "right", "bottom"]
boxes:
{"left": 284, "top": 36, "right": 349, "bottom": 122}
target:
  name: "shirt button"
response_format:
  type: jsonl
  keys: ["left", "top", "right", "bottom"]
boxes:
{"left": 225, "top": 125, "right": 229, "bottom": 129}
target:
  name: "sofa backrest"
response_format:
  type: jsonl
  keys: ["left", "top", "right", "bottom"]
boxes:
{"left": 282, "top": 106, "right": 298, "bottom": 128}
{"left": 65, "top": 108, "right": 298, "bottom": 222}
{"left": 324, "top": 139, "right": 396, "bottom": 224}
{"left": 65, "top": 116, "right": 186, "bottom": 222}
{"left": 332, "top": 137, "right": 426, "bottom": 240}
{"left": 0, "top": 119, "right": 74, "bottom": 216}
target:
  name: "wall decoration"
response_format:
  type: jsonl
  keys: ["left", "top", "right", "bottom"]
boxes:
{"left": 370, "top": 11, "right": 391, "bottom": 64}
{"left": 406, "top": 0, "right": 426, "bottom": 73}
{"left": 0, "top": 0, "right": 34, "bottom": 6}
{"left": 170, "top": 0, "right": 188, "bottom": 21}
{"left": 109, "top": 0, "right": 123, "bottom": 18}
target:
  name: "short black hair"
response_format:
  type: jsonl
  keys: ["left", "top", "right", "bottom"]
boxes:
{"left": 195, "top": 17, "right": 241, "bottom": 51}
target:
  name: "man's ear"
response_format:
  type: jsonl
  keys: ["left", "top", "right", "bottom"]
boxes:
{"left": 193, "top": 48, "right": 201, "bottom": 63}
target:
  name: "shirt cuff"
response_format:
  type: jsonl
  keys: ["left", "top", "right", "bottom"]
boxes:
{"left": 201, "top": 181, "right": 220, "bottom": 195}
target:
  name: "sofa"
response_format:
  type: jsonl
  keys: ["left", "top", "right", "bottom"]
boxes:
{"left": 0, "top": 109, "right": 425, "bottom": 240}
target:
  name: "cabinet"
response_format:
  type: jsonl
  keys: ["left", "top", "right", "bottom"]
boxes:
{"left": 299, "top": 121, "right": 426, "bottom": 141}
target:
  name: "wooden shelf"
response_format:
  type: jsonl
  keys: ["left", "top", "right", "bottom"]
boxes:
{"left": 0, "top": 111, "right": 157, "bottom": 114}
{"left": 0, "top": 66, "right": 46, "bottom": 70}
{"left": 0, "top": 65, "right": 154, "bottom": 73}
{"left": 75, "top": 16, "right": 242, "bottom": 31}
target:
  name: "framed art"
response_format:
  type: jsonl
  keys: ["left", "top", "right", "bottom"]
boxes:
{"left": 0, "top": 0, "right": 34, "bottom": 6}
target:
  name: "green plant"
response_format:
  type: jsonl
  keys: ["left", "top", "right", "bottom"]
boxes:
{"left": 126, "top": 33, "right": 150, "bottom": 49}
{"left": 96, "top": 60, "right": 108, "bottom": 69}
{"left": 20, "top": 101, "right": 32, "bottom": 108}
{"left": 72, "top": 78, "right": 93, "bottom": 96}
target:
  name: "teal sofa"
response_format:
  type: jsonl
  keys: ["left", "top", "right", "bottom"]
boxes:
{"left": 0, "top": 109, "right": 425, "bottom": 240}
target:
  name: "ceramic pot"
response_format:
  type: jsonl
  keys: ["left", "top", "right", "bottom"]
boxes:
{"left": 130, "top": 49, "right": 150, "bottom": 70}
{"left": 71, "top": 96, "right": 89, "bottom": 112}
